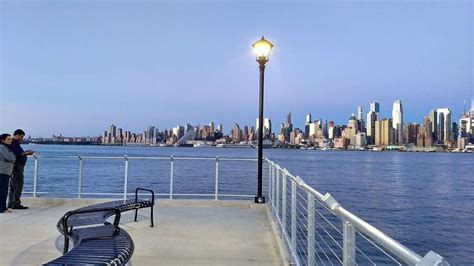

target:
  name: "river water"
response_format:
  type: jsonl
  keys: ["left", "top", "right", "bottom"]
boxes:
{"left": 20, "top": 145, "right": 473, "bottom": 264}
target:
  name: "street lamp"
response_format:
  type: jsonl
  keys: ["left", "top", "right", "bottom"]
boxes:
{"left": 252, "top": 36, "right": 273, "bottom": 204}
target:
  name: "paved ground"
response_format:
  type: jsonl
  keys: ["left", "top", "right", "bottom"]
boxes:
{"left": 0, "top": 198, "right": 280, "bottom": 266}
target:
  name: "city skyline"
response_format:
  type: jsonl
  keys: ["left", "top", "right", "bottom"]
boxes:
{"left": 88, "top": 98, "right": 473, "bottom": 151}
{"left": 1, "top": 1, "right": 472, "bottom": 137}
{"left": 21, "top": 96, "right": 474, "bottom": 153}
{"left": 8, "top": 98, "right": 474, "bottom": 139}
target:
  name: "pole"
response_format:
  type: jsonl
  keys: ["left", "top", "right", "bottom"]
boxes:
{"left": 123, "top": 155, "right": 129, "bottom": 202}
{"left": 33, "top": 155, "right": 38, "bottom": 198}
{"left": 255, "top": 63, "right": 266, "bottom": 203}
{"left": 78, "top": 156, "right": 83, "bottom": 199}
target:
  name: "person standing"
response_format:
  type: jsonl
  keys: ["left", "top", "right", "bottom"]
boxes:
{"left": 1, "top": 134, "right": 16, "bottom": 213}
{"left": 8, "top": 129, "right": 33, "bottom": 210}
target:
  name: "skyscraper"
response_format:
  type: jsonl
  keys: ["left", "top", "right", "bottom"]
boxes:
{"left": 429, "top": 110, "right": 438, "bottom": 142}
{"left": 232, "top": 123, "right": 242, "bottom": 142}
{"left": 366, "top": 101, "right": 380, "bottom": 144}
{"left": 370, "top": 101, "right": 380, "bottom": 114}
{"left": 305, "top": 113, "right": 311, "bottom": 124}
{"left": 437, "top": 108, "right": 452, "bottom": 144}
{"left": 109, "top": 124, "right": 117, "bottom": 144}
{"left": 256, "top": 118, "right": 272, "bottom": 139}
{"left": 405, "top": 123, "right": 419, "bottom": 145}
{"left": 374, "top": 119, "right": 393, "bottom": 147}
{"left": 328, "top": 121, "right": 335, "bottom": 140}
{"left": 264, "top": 118, "right": 272, "bottom": 138}
{"left": 470, "top": 100, "right": 474, "bottom": 141}
{"left": 303, "top": 113, "right": 311, "bottom": 140}
{"left": 357, "top": 106, "right": 363, "bottom": 120}
{"left": 392, "top": 100, "right": 403, "bottom": 144}
{"left": 217, "top": 124, "right": 223, "bottom": 133}
{"left": 209, "top": 122, "right": 215, "bottom": 133}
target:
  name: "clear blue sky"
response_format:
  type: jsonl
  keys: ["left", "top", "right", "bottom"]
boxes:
{"left": 1, "top": 0, "right": 472, "bottom": 137}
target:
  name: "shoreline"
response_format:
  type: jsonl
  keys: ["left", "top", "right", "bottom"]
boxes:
{"left": 24, "top": 142, "right": 472, "bottom": 153}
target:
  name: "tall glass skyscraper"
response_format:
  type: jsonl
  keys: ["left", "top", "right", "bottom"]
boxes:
{"left": 392, "top": 100, "right": 403, "bottom": 144}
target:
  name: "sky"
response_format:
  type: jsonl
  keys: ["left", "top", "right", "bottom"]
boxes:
{"left": 0, "top": 0, "right": 472, "bottom": 137}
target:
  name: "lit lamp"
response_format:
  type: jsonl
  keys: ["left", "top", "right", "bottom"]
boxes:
{"left": 252, "top": 36, "right": 273, "bottom": 204}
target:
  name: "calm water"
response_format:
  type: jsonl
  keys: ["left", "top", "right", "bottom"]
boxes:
{"left": 21, "top": 145, "right": 473, "bottom": 264}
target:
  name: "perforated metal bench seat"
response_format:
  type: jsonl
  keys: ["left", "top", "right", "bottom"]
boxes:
{"left": 57, "top": 198, "right": 154, "bottom": 233}
{"left": 45, "top": 224, "right": 134, "bottom": 266}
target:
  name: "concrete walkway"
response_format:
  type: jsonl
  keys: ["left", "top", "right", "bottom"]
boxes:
{"left": 0, "top": 198, "right": 280, "bottom": 266}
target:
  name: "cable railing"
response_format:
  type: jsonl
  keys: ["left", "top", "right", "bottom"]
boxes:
{"left": 24, "top": 155, "right": 259, "bottom": 200}
{"left": 22, "top": 154, "right": 449, "bottom": 265}
{"left": 265, "top": 158, "right": 450, "bottom": 266}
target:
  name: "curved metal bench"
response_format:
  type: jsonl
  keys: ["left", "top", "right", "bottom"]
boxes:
{"left": 57, "top": 188, "right": 154, "bottom": 234}
{"left": 45, "top": 188, "right": 154, "bottom": 265}
{"left": 45, "top": 208, "right": 134, "bottom": 265}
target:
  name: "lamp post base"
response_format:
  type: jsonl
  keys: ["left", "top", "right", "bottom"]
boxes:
{"left": 254, "top": 196, "right": 266, "bottom": 204}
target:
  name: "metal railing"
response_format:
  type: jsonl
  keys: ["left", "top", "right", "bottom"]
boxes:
{"left": 23, "top": 154, "right": 449, "bottom": 265}
{"left": 266, "top": 158, "right": 450, "bottom": 266}
{"left": 25, "top": 155, "right": 258, "bottom": 200}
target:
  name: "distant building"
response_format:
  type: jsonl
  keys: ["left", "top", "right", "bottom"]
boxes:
{"left": 357, "top": 106, "right": 365, "bottom": 132}
{"left": 417, "top": 117, "right": 433, "bottom": 148}
{"left": 305, "top": 113, "right": 312, "bottom": 124}
{"left": 256, "top": 118, "right": 272, "bottom": 139}
{"left": 429, "top": 110, "right": 438, "bottom": 142}
{"left": 437, "top": 108, "right": 452, "bottom": 144}
{"left": 354, "top": 132, "right": 367, "bottom": 148}
{"left": 405, "top": 123, "right": 419, "bottom": 145}
{"left": 375, "top": 119, "right": 393, "bottom": 147}
{"left": 201, "top": 125, "right": 212, "bottom": 140}
{"left": 232, "top": 123, "right": 242, "bottom": 143}
{"left": 328, "top": 121, "right": 335, "bottom": 140}
{"left": 370, "top": 101, "right": 380, "bottom": 113}
{"left": 109, "top": 124, "right": 117, "bottom": 144}
{"left": 468, "top": 100, "right": 474, "bottom": 142}
{"left": 334, "top": 137, "right": 349, "bottom": 149}
{"left": 347, "top": 114, "right": 358, "bottom": 130}
{"left": 366, "top": 101, "right": 380, "bottom": 144}
{"left": 392, "top": 100, "right": 403, "bottom": 144}
{"left": 357, "top": 106, "right": 363, "bottom": 120}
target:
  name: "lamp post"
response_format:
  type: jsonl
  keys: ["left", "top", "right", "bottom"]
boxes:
{"left": 252, "top": 36, "right": 273, "bottom": 204}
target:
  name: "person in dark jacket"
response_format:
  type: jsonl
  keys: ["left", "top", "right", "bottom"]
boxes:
{"left": 8, "top": 129, "right": 33, "bottom": 209}
{"left": 1, "top": 134, "right": 16, "bottom": 213}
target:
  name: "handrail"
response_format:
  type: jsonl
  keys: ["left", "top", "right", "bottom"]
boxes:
{"left": 27, "top": 155, "right": 257, "bottom": 161}
{"left": 24, "top": 155, "right": 259, "bottom": 200}
{"left": 265, "top": 158, "right": 449, "bottom": 266}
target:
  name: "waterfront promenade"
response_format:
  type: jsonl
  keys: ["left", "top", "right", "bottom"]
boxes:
{"left": 0, "top": 198, "right": 280, "bottom": 266}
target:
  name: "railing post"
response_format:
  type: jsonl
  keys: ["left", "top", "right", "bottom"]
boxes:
{"left": 343, "top": 219, "right": 356, "bottom": 266}
{"left": 33, "top": 155, "right": 38, "bottom": 198}
{"left": 78, "top": 155, "right": 83, "bottom": 199}
{"left": 214, "top": 156, "right": 219, "bottom": 200}
{"left": 291, "top": 180, "right": 297, "bottom": 254}
{"left": 268, "top": 162, "right": 272, "bottom": 201}
{"left": 308, "top": 193, "right": 315, "bottom": 266}
{"left": 272, "top": 164, "right": 276, "bottom": 209}
{"left": 281, "top": 171, "right": 287, "bottom": 238}
{"left": 276, "top": 166, "right": 280, "bottom": 217}
{"left": 123, "top": 155, "right": 129, "bottom": 201}
{"left": 170, "top": 156, "right": 174, "bottom": 199}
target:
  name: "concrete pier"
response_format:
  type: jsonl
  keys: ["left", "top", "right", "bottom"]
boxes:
{"left": 0, "top": 198, "right": 281, "bottom": 265}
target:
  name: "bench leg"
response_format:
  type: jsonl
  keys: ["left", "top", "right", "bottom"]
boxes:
{"left": 63, "top": 228, "right": 71, "bottom": 254}
{"left": 134, "top": 208, "right": 138, "bottom": 222}
{"left": 150, "top": 205, "right": 154, "bottom": 227}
